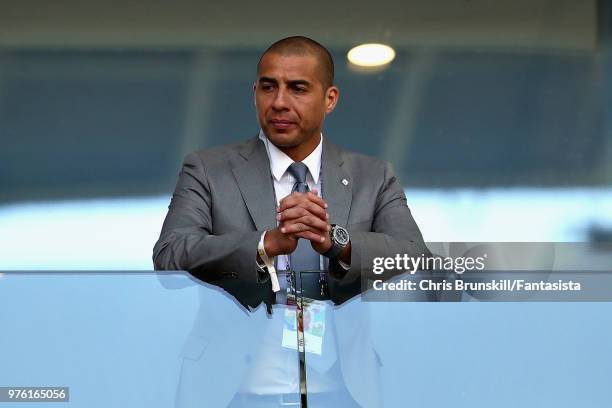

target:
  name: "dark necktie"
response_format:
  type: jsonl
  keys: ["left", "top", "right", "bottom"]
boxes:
{"left": 287, "top": 162, "right": 322, "bottom": 296}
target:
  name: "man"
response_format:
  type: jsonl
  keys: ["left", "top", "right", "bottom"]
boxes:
{"left": 154, "top": 36, "right": 429, "bottom": 407}
{"left": 153, "top": 36, "right": 429, "bottom": 305}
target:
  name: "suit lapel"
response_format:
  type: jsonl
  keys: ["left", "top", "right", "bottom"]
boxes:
{"left": 322, "top": 140, "right": 352, "bottom": 227}
{"left": 232, "top": 137, "right": 278, "bottom": 231}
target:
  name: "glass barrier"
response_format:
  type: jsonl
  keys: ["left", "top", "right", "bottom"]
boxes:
{"left": 2, "top": 266, "right": 611, "bottom": 407}
{"left": 0, "top": 271, "right": 301, "bottom": 407}
{"left": 298, "top": 270, "right": 612, "bottom": 408}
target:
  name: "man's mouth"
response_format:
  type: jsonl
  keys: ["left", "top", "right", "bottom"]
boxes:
{"left": 269, "top": 119, "right": 296, "bottom": 130}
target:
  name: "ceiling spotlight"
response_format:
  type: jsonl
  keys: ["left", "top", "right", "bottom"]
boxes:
{"left": 347, "top": 43, "right": 396, "bottom": 67}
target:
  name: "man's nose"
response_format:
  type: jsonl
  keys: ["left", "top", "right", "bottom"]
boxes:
{"left": 272, "top": 88, "right": 289, "bottom": 110}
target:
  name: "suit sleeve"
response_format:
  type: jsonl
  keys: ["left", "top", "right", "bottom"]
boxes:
{"left": 152, "top": 152, "right": 262, "bottom": 284}
{"left": 327, "top": 161, "right": 431, "bottom": 304}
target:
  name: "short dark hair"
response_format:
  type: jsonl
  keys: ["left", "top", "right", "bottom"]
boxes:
{"left": 257, "top": 36, "right": 335, "bottom": 88}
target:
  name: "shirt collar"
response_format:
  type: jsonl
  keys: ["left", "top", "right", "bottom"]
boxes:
{"left": 259, "top": 130, "right": 322, "bottom": 184}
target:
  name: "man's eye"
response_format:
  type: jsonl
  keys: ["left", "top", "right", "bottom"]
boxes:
{"left": 294, "top": 87, "right": 307, "bottom": 93}
{"left": 261, "top": 84, "right": 274, "bottom": 91}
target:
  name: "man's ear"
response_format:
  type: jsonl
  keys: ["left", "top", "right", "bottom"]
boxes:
{"left": 253, "top": 82, "right": 257, "bottom": 106}
{"left": 325, "top": 86, "right": 340, "bottom": 114}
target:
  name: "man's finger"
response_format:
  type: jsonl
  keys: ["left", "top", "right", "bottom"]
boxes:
{"left": 285, "top": 215, "right": 330, "bottom": 232}
{"left": 277, "top": 204, "right": 328, "bottom": 222}
{"left": 294, "top": 231, "right": 326, "bottom": 243}
{"left": 278, "top": 191, "right": 328, "bottom": 212}
{"left": 305, "top": 190, "right": 328, "bottom": 209}
{"left": 281, "top": 221, "right": 328, "bottom": 236}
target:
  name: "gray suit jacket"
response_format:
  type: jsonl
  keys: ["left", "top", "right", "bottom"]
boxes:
{"left": 153, "top": 136, "right": 429, "bottom": 303}
{"left": 153, "top": 136, "right": 429, "bottom": 407}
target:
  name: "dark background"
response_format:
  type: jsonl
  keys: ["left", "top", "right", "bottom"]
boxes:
{"left": 1, "top": 0, "right": 610, "bottom": 203}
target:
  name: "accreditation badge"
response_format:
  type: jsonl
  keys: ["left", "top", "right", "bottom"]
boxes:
{"left": 281, "top": 294, "right": 326, "bottom": 356}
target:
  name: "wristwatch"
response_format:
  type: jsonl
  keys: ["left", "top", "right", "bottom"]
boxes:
{"left": 322, "top": 224, "right": 350, "bottom": 259}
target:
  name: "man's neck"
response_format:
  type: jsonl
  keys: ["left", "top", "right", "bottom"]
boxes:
{"left": 277, "top": 133, "right": 322, "bottom": 162}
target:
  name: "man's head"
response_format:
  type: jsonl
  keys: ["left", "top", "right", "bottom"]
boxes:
{"left": 254, "top": 36, "right": 339, "bottom": 161}
{"left": 257, "top": 36, "right": 335, "bottom": 89}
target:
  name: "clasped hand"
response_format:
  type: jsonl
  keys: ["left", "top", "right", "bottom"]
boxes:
{"left": 264, "top": 190, "right": 332, "bottom": 257}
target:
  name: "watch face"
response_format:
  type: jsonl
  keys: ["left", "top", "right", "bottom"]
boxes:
{"left": 333, "top": 226, "right": 350, "bottom": 246}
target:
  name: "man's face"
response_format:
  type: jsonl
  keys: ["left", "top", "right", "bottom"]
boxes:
{"left": 255, "top": 53, "right": 339, "bottom": 150}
